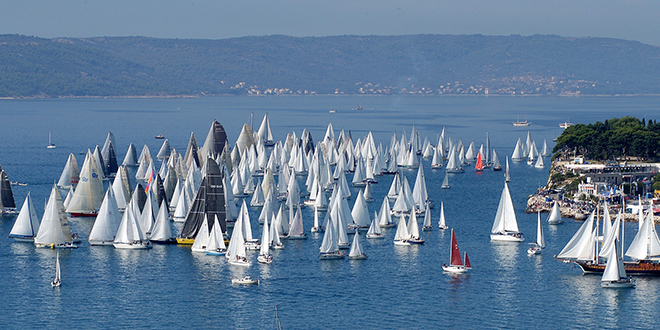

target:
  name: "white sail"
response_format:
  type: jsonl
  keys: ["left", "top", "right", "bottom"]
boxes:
{"left": 9, "top": 192, "right": 40, "bottom": 240}
{"left": 491, "top": 182, "right": 520, "bottom": 234}
{"left": 226, "top": 211, "right": 248, "bottom": 262}
{"left": 150, "top": 200, "right": 174, "bottom": 242}
{"left": 348, "top": 229, "right": 365, "bottom": 258}
{"left": 191, "top": 213, "right": 210, "bottom": 252}
{"left": 600, "top": 209, "right": 622, "bottom": 258}
{"left": 366, "top": 211, "right": 382, "bottom": 237}
{"left": 206, "top": 216, "right": 226, "bottom": 252}
{"left": 320, "top": 214, "right": 338, "bottom": 254}
{"left": 625, "top": 210, "right": 660, "bottom": 260}
{"left": 557, "top": 211, "right": 596, "bottom": 260}
{"left": 511, "top": 139, "right": 524, "bottom": 161}
{"left": 535, "top": 211, "right": 545, "bottom": 248}
{"left": 112, "top": 166, "right": 132, "bottom": 211}
{"left": 88, "top": 188, "right": 121, "bottom": 245}
{"left": 377, "top": 196, "right": 393, "bottom": 227}
{"left": 66, "top": 150, "right": 104, "bottom": 215}
{"left": 351, "top": 191, "right": 371, "bottom": 227}
{"left": 602, "top": 238, "right": 627, "bottom": 283}
{"left": 394, "top": 215, "right": 411, "bottom": 242}
{"left": 534, "top": 154, "right": 544, "bottom": 168}
{"left": 35, "top": 185, "right": 72, "bottom": 247}
{"left": 407, "top": 210, "right": 422, "bottom": 240}
{"left": 412, "top": 164, "right": 428, "bottom": 211}
{"left": 113, "top": 198, "right": 149, "bottom": 247}
{"left": 602, "top": 202, "right": 612, "bottom": 240}
{"left": 57, "top": 153, "right": 80, "bottom": 188}
{"left": 438, "top": 201, "right": 448, "bottom": 229}
{"left": 422, "top": 204, "right": 432, "bottom": 229}
{"left": 259, "top": 213, "right": 271, "bottom": 256}
{"left": 288, "top": 204, "right": 306, "bottom": 238}
{"left": 547, "top": 201, "right": 563, "bottom": 224}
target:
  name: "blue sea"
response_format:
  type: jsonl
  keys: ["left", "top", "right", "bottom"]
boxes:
{"left": 1, "top": 95, "right": 659, "bottom": 329}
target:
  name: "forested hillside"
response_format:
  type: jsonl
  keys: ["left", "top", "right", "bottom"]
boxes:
{"left": 1, "top": 34, "right": 660, "bottom": 97}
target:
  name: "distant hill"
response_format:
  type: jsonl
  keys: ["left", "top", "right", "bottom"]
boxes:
{"left": 1, "top": 34, "right": 660, "bottom": 97}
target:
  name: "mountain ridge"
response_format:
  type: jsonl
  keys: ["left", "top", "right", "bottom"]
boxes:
{"left": 1, "top": 33, "right": 659, "bottom": 97}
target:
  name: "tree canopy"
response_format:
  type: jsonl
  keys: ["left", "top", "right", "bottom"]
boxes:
{"left": 553, "top": 117, "right": 660, "bottom": 160}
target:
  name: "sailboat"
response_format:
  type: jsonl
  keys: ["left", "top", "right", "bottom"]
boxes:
{"left": 205, "top": 216, "right": 227, "bottom": 256}
{"left": 47, "top": 132, "right": 56, "bottom": 149}
{"left": 257, "top": 213, "right": 273, "bottom": 263}
{"left": 51, "top": 252, "right": 61, "bottom": 287}
{"left": 226, "top": 210, "right": 251, "bottom": 266}
{"left": 393, "top": 215, "right": 411, "bottom": 246}
{"left": 191, "top": 214, "right": 211, "bottom": 252}
{"left": 547, "top": 201, "right": 563, "bottom": 224}
{"left": 527, "top": 211, "right": 545, "bottom": 254}
{"left": 441, "top": 171, "right": 450, "bottom": 189}
{"left": 177, "top": 157, "right": 226, "bottom": 244}
{"left": 442, "top": 229, "right": 470, "bottom": 273}
{"left": 113, "top": 196, "right": 152, "bottom": 249}
{"left": 491, "top": 150, "right": 502, "bottom": 171}
{"left": 88, "top": 188, "right": 122, "bottom": 245}
{"left": 407, "top": 211, "right": 425, "bottom": 244}
{"left": 34, "top": 184, "right": 77, "bottom": 249}
{"left": 534, "top": 154, "right": 545, "bottom": 168}
{"left": 348, "top": 229, "right": 367, "bottom": 260}
{"left": 319, "top": 213, "right": 346, "bottom": 260}
{"left": 66, "top": 150, "right": 104, "bottom": 217}
{"left": 438, "top": 201, "right": 448, "bottom": 230}
{"left": 422, "top": 204, "right": 433, "bottom": 231}
{"left": 149, "top": 200, "right": 176, "bottom": 244}
{"left": 601, "top": 238, "right": 634, "bottom": 288}
{"left": 288, "top": 204, "right": 307, "bottom": 239}
{"left": 8, "top": 192, "right": 40, "bottom": 241}
{"left": 474, "top": 151, "right": 484, "bottom": 172}
{"left": 490, "top": 182, "right": 524, "bottom": 242}
{"left": 366, "top": 211, "right": 383, "bottom": 239}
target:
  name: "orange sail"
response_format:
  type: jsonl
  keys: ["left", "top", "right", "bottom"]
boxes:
{"left": 475, "top": 151, "right": 483, "bottom": 171}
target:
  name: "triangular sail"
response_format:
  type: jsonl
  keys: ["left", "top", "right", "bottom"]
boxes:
{"left": 9, "top": 193, "right": 40, "bottom": 239}
{"left": 557, "top": 211, "right": 595, "bottom": 260}
{"left": 450, "top": 229, "right": 463, "bottom": 267}
{"left": 491, "top": 182, "right": 519, "bottom": 234}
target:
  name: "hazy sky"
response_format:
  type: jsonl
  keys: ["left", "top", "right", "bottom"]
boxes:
{"left": 1, "top": 0, "right": 659, "bottom": 45}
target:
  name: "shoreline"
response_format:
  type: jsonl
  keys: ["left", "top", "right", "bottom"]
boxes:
{"left": 3, "top": 93, "right": 660, "bottom": 101}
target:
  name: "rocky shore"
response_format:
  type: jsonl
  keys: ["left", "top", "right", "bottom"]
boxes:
{"left": 526, "top": 160, "right": 659, "bottom": 223}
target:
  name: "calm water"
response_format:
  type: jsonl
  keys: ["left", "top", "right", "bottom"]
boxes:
{"left": 1, "top": 95, "right": 659, "bottom": 329}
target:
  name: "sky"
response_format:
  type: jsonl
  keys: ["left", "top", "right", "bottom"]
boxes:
{"left": 1, "top": 0, "right": 659, "bottom": 46}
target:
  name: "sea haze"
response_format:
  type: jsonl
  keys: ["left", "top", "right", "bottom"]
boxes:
{"left": 0, "top": 95, "right": 659, "bottom": 329}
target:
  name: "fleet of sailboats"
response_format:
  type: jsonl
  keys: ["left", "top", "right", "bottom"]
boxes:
{"left": 26, "top": 119, "right": 651, "bottom": 291}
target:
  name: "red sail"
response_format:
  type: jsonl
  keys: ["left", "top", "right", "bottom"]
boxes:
{"left": 475, "top": 151, "right": 483, "bottom": 171}
{"left": 450, "top": 229, "right": 463, "bottom": 266}
{"left": 464, "top": 252, "right": 471, "bottom": 269}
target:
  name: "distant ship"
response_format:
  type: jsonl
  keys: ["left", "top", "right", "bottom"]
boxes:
{"left": 155, "top": 134, "right": 165, "bottom": 139}
{"left": 559, "top": 122, "right": 573, "bottom": 129}
{"left": 513, "top": 115, "right": 530, "bottom": 127}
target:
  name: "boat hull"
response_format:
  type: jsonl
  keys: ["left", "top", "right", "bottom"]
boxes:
{"left": 394, "top": 240, "right": 410, "bottom": 246}
{"left": 490, "top": 233, "right": 524, "bottom": 242}
{"left": 574, "top": 260, "right": 660, "bottom": 276}
{"left": 442, "top": 265, "right": 468, "bottom": 273}
{"left": 366, "top": 234, "right": 383, "bottom": 239}
{"left": 348, "top": 254, "right": 368, "bottom": 260}
{"left": 89, "top": 240, "right": 115, "bottom": 246}
{"left": 601, "top": 279, "right": 634, "bottom": 288}
{"left": 69, "top": 212, "right": 98, "bottom": 218}
{"left": 228, "top": 259, "right": 251, "bottom": 267}
{"left": 548, "top": 220, "right": 564, "bottom": 225}
{"left": 113, "top": 242, "right": 152, "bottom": 249}
{"left": 176, "top": 238, "right": 195, "bottom": 244}
{"left": 8, "top": 235, "right": 35, "bottom": 242}
{"left": 319, "top": 251, "right": 346, "bottom": 260}
{"left": 205, "top": 249, "right": 226, "bottom": 256}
